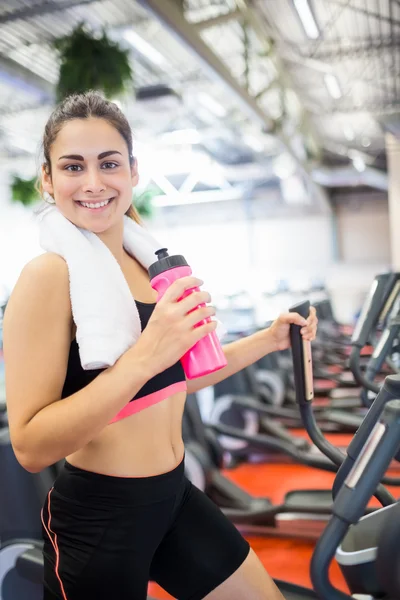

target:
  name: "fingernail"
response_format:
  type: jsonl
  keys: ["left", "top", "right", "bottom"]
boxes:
{"left": 301, "top": 319, "right": 307, "bottom": 325}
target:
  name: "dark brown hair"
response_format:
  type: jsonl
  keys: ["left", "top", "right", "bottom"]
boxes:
{"left": 40, "top": 90, "right": 140, "bottom": 223}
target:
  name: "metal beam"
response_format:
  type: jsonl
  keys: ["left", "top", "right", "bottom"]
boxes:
{"left": 328, "top": 0, "right": 400, "bottom": 28}
{"left": 0, "top": 55, "right": 54, "bottom": 101}
{"left": 194, "top": 9, "right": 243, "bottom": 31}
{"left": 137, "top": 0, "right": 275, "bottom": 132}
{"left": 0, "top": 0, "right": 98, "bottom": 24}
{"left": 152, "top": 187, "right": 244, "bottom": 207}
{"left": 138, "top": 0, "right": 331, "bottom": 213}
{"left": 304, "top": 39, "right": 400, "bottom": 62}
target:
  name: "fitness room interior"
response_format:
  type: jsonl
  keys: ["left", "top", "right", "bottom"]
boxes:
{"left": 1, "top": 1, "right": 400, "bottom": 599}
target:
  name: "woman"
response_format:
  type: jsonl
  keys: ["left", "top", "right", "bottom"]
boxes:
{"left": 3, "top": 91, "right": 318, "bottom": 600}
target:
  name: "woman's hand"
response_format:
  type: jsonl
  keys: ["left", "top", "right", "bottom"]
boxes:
{"left": 132, "top": 276, "right": 217, "bottom": 377}
{"left": 268, "top": 306, "right": 318, "bottom": 352}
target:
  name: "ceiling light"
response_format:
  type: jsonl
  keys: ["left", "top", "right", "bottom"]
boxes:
{"left": 293, "top": 0, "right": 320, "bottom": 39}
{"left": 324, "top": 73, "right": 342, "bottom": 99}
{"left": 352, "top": 156, "right": 366, "bottom": 172}
{"left": 123, "top": 30, "right": 166, "bottom": 67}
{"left": 197, "top": 93, "right": 227, "bottom": 118}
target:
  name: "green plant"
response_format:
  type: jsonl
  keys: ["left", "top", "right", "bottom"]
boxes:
{"left": 54, "top": 24, "right": 133, "bottom": 101}
{"left": 10, "top": 175, "right": 40, "bottom": 207}
{"left": 133, "top": 184, "right": 165, "bottom": 219}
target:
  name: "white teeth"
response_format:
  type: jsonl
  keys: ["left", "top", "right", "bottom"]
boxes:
{"left": 80, "top": 198, "right": 112, "bottom": 209}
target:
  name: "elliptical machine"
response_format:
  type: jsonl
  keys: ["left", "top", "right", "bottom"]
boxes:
{"left": 274, "top": 305, "right": 400, "bottom": 599}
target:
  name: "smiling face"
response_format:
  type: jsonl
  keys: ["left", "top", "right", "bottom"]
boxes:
{"left": 41, "top": 117, "right": 138, "bottom": 234}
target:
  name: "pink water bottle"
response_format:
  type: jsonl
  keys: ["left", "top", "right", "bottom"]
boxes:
{"left": 149, "top": 248, "right": 227, "bottom": 379}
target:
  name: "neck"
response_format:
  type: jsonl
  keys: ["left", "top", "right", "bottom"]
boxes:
{"left": 96, "top": 218, "right": 125, "bottom": 266}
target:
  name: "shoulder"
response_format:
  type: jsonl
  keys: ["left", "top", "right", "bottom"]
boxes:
{"left": 22, "top": 252, "right": 69, "bottom": 279}
{"left": 7, "top": 253, "right": 71, "bottom": 316}
{"left": 20, "top": 252, "right": 69, "bottom": 293}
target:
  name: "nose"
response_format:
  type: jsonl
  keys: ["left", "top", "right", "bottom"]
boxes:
{"left": 82, "top": 167, "right": 106, "bottom": 195}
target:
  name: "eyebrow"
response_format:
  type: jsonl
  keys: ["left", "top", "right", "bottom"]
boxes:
{"left": 58, "top": 150, "right": 122, "bottom": 161}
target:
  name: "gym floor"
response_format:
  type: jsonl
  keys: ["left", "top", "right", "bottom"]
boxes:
{"left": 148, "top": 430, "right": 400, "bottom": 599}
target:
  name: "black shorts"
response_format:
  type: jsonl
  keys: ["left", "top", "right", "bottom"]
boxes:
{"left": 41, "top": 457, "right": 250, "bottom": 600}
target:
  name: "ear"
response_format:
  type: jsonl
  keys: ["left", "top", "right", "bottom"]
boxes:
{"left": 131, "top": 156, "right": 139, "bottom": 188}
{"left": 41, "top": 164, "right": 54, "bottom": 196}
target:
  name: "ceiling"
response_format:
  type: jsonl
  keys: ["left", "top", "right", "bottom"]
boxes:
{"left": 0, "top": 0, "right": 398, "bottom": 205}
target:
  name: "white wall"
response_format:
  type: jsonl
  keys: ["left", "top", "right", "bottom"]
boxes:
{"left": 325, "top": 195, "right": 390, "bottom": 323}
{"left": 336, "top": 197, "right": 391, "bottom": 264}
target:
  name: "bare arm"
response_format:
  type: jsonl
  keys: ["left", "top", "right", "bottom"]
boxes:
{"left": 3, "top": 254, "right": 151, "bottom": 473}
{"left": 186, "top": 329, "right": 277, "bottom": 394}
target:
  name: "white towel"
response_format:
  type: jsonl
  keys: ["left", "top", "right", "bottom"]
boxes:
{"left": 38, "top": 205, "right": 225, "bottom": 370}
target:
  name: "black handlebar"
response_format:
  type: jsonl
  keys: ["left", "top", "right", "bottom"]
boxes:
{"left": 289, "top": 301, "right": 395, "bottom": 507}
{"left": 311, "top": 388, "right": 400, "bottom": 600}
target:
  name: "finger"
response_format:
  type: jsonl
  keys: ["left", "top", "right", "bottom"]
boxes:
{"left": 301, "top": 325, "right": 317, "bottom": 335}
{"left": 280, "top": 312, "right": 307, "bottom": 327}
{"left": 163, "top": 276, "right": 204, "bottom": 303}
{"left": 179, "top": 290, "right": 212, "bottom": 314}
{"left": 306, "top": 307, "right": 318, "bottom": 325}
{"left": 185, "top": 304, "right": 216, "bottom": 328}
{"left": 191, "top": 318, "right": 218, "bottom": 344}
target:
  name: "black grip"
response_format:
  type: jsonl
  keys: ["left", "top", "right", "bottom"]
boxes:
{"left": 290, "top": 300, "right": 310, "bottom": 320}
{"left": 289, "top": 300, "right": 310, "bottom": 408}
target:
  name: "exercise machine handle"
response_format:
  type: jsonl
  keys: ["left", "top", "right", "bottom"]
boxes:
{"left": 311, "top": 393, "right": 400, "bottom": 600}
{"left": 289, "top": 300, "right": 345, "bottom": 466}
{"left": 333, "top": 374, "right": 400, "bottom": 497}
{"left": 290, "top": 301, "right": 394, "bottom": 507}
{"left": 351, "top": 273, "right": 398, "bottom": 348}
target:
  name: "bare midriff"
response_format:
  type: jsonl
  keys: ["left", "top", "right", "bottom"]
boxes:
{"left": 66, "top": 390, "right": 187, "bottom": 477}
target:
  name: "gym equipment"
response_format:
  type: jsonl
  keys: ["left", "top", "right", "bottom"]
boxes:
{"left": 289, "top": 300, "right": 397, "bottom": 500}
{"left": 209, "top": 274, "right": 400, "bottom": 449}
{"left": 254, "top": 315, "right": 400, "bottom": 599}
{"left": 312, "top": 378, "right": 400, "bottom": 599}
{"left": 272, "top": 381, "right": 400, "bottom": 599}
{"left": 184, "top": 393, "right": 335, "bottom": 539}
{"left": 270, "top": 323, "right": 400, "bottom": 599}
{"left": 184, "top": 297, "right": 399, "bottom": 541}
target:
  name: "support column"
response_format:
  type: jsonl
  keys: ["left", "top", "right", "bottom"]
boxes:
{"left": 385, "top": 133, "right": 400, "bottom": 270}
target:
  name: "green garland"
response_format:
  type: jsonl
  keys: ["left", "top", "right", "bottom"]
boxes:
{"left": 54, "top": 24, "right": 133, "bottom": 101}
{"left": 10, "top": 175, "right": 40, "bottom": 207}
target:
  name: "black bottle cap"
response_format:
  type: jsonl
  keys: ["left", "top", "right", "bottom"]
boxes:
{"left": 148, "top": 248, "right": 189, "bottom": 279}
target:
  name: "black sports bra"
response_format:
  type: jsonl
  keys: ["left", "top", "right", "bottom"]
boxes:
{"left": 61, "top": 301, "right": 187, "bottom": 424}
